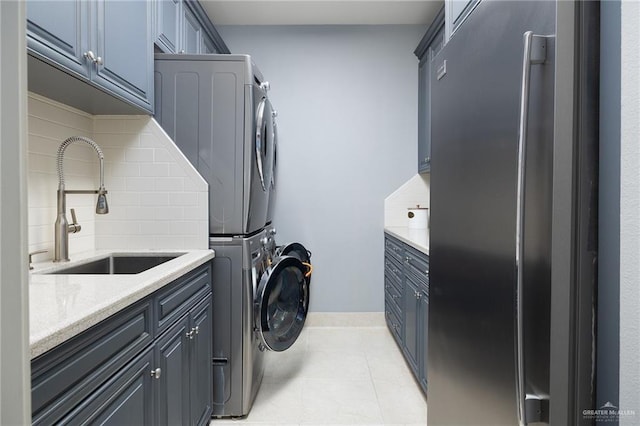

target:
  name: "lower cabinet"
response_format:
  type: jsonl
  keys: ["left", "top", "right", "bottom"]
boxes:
{"left": 31, "top": 262, "right": 213, "bottom": 426}
{"left": 62, "top": 347, "right": 156, "bottom": 425}
{"left": 384, "top": 232, "right": 429, "bottom": 395}
{"left": 156, "top": 296, "right": 213, "bottom": 426}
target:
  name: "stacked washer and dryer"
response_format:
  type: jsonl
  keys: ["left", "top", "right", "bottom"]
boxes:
{"left": 155, "top": 55, "right": 311, "bottom": 418}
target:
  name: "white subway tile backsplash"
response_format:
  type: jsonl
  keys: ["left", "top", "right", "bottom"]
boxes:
{"left": 169, "top": 192, "right": 198, "bottom": 206}
{"left": 384, "top": 174, "right": 430, "bottom": 228}
{"left": 124, "top": 206, "right": 158, "bottom": 221}
{"left": 139, "top": 163, "right": 169, "bottom": 177}
{"left": 168, "top": 163, "right": 187, "bottom": 177}
{"left": 125, "top": 148, "right": 154, "bottom": 163}
{"left": 28, "top": 94, "right": 208, "bottom": 254}
{"left": 154, "top": 177, "right": 184, "bottom": 192}
{"left": 139, "top": 192, "right": 169, "bottom": 206}
{"left": 154, "top": 207, "right": 184, "bottom": 221}
{"left": 93, "top": 117, "right": 125, "bottom": 134}
{"left": 140, "top": 221, "right": 169, "bottom": 235}
{"left": 169, "top": 221, "right": 201, "bottom": 236}
{"left": 110, "top": 162, "right": 140, "bottom": 177}
{"left": 154, "top": 148, "right": 172, "bottom": 163}
{"left": 126, "top": 177, "right": 156, "bottom": 192}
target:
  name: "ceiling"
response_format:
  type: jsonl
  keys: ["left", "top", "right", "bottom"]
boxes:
{"left": 199, "top": 1, "right": 443, "bottom": 26}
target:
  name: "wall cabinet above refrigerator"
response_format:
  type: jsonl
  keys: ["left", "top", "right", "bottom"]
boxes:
{"left": 414, "top": 7, "right": 444, "bottom": 174}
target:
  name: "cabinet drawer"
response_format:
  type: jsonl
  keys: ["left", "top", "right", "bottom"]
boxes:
{"left": 32, "top": 300, "right": 153, "bottom": 425}
{"left": 384, "top": 256, "right": 403, "bottom": 286}
{"left": 155, "top": 263, "right": 211, "bottom": 335}
{"left": 384, "top": 270, "right": 402, "bottom": 295}
{"left": 385, "top": 279, "right": 402, "bottom": 314}
{"left": 60, "top": 346, "right": 155, "bottom": 425}
{"left": 385, "top": 237, "right": 405, "bottom": 263}
{"left": 405, "top": 249, "right": 429, "bottom": 283}
{"left": 385, "top": 306, "right": 402, "bottom": 343}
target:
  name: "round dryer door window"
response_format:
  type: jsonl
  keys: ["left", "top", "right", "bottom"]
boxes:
{"left": 255, "top": 256, "right": 309, "bottom": 352}
{"left": 255, "top": 97, "right": 274, "bottom": 192}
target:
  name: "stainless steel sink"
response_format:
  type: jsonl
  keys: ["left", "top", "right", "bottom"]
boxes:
{"left": 47, "top": 254, "right": 181, "bottom": 275}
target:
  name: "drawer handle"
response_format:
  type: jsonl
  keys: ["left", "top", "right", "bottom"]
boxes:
{"left": 186, "top": 326, "right": 199, "bottom": 340}
{"left": 151, "top": 368, "right": 161, "bottom": 379}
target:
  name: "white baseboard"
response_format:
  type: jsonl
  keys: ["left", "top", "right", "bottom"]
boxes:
{"left": 305, "top": 312, "right": 385, "bottom": 327}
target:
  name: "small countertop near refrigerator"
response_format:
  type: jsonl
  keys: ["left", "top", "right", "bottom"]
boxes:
{"left": 28, "top": 249, "right": 215, "bottom": 359}
{"left": 384, "top": 226, "right": 429, "bottom": 255}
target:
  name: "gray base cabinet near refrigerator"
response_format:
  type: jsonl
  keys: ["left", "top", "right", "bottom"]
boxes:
{"left": 384, "top": 233, "right": 429, "bottom": 394}
{"left": 31, "top": 263, "right": 213, "bottom": 426}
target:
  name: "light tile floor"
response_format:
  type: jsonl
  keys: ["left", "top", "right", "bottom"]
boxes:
{"left": 210, "top": 325, "right": 427, "bottom": 426}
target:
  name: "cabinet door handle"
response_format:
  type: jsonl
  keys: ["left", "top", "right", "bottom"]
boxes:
{"left": 150, "top": 368, "right": 161, "bottom": 379}
{"left": 193, "top": 326, "right": 199, "bottom": 335}
{"left": 83, "top": 50, "right": 102, "bottom": 66}
{"left": 186, "top": 329, "right": 194, "bottom": 339}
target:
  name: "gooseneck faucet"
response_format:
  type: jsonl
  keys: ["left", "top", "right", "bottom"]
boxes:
{"left": 54, "top": 136, "right": 109, "bottom": 262}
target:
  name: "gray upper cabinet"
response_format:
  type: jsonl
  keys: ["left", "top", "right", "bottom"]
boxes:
{"left": 26, "top": 0, "right": 88, "bottom": 78}
{"left": 153, "top": 0, "right": 227, "bottom": 54}
{"left": 27, "top": 0, "right": 154, "bottom": 114}
{"left": 445, "top": 0, "right": 480, "bottom": 40}
{"left": 201, "top": 33, "right": 217, "bottom": 54}
{"left": 93, "top": 0, "right": 154, "bottom": 111}
{"left": 415, "top": 7, "right": 445, "bottom": 174}
{"left": 182, "top": 5, "right": 202, "bottom": 54}
{"left": 155, "top": 0, "right": 181, "bottom": 54}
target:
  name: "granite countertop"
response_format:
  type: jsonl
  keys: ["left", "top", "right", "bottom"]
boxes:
{"left": 384, "top": 226, "right": 429, "bottom": 255}
{"left": 29, "top": 249, "right": 215, "bottom": 359}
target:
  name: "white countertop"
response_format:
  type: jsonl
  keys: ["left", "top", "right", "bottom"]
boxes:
{"left": 384, "top": 226, "right": 429, "bottom": 255}
{"left": 29, "top": 249, "right": 215, "bottom": 359}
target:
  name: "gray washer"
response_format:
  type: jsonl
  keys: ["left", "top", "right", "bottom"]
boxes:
{"left": 209, "top": 230, "right": 268, "bottom": 418}
{"left": 154, "top": 54, "right": 274, "bottom": 236}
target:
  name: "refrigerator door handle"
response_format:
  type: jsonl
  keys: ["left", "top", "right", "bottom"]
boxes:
{"left": 515, "top": 30, "right": 548, "bottom": 426}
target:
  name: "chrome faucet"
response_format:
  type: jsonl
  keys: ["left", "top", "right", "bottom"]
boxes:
{"left": 54, "top": 136, "right": 109, "bottom": 262}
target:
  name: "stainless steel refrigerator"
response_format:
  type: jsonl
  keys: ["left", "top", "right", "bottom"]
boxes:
{"left": 428, "top": 1, "right": 598, "bottom": 425}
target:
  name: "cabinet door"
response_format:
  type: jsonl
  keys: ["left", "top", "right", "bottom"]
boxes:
{"left": 156, "top": 315, "right": 191, "bottom": 426}
{"left": 181, "top": 5, "right": 202, "bottom": 54}
{"left": 419, "top": 290, "right": 429, "bottom": 392}
{"left": 155, "top": 0, "right": 181, "bottom": 53}
{"left": 403, "top": 277, "right": 420, "bottom": 374}
{"left": 94, "top": 0, "right": 153, "bottom": 111}
{"left": 418, "top": 58, "right": 431, "bottom": 173}
{"left": 27, "top": 0, "right": 89, "bottom": 77}
{"left": 201, "top": 34, "right": 217, "bottom": 54}
{"left": 61, "top": 347, "right": 155, "bottom": 425}
{"left": 190, "top": 296, "right": 213, "bottom": 426}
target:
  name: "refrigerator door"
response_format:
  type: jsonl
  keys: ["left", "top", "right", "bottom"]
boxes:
{"left": 428, "top": 1, "right": 555, "bottom": 425}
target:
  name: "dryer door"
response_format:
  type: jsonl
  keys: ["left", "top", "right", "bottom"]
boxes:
{"left": 255, "top": 256, "right": 309, "bottom": 351}
{"left": 255, "top": 97, "right": 274, "bottom": 192}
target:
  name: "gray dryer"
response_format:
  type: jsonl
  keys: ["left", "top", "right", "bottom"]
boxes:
{"left": 154, "top": 54, "right": 275, "bottom": 236}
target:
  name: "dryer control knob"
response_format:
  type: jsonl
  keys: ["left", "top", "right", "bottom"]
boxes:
{"left": 260, "top": 81, "right": 270, "bottom": 91}
{"left": 269, "top": 228, "right": 277, "bottom": 236}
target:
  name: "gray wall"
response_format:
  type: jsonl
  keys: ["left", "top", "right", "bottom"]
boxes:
{"left": 0, "top": 0, "right": 31, "bottom": 423}
{"left": 218, "top": 25, "right": 424, "bottom": 312}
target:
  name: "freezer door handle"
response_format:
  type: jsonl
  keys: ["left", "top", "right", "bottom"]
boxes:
{"left": 515, "top": 30, "right": 549, "bottom": 426}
